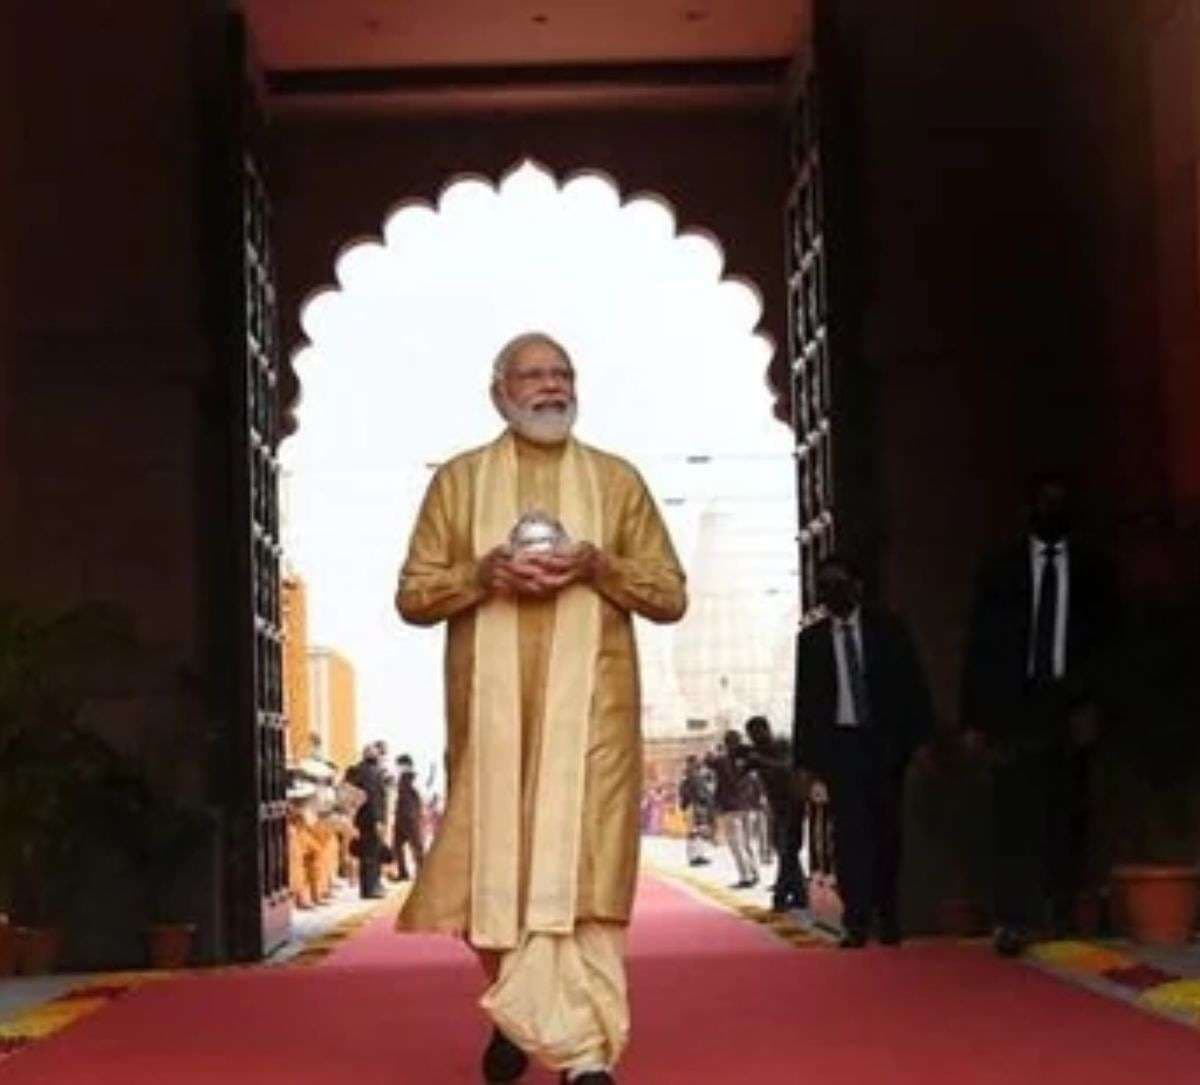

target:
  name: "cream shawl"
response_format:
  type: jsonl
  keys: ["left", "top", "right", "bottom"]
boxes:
{"left": 469, "top": 431, "right": 602, "bottom": 949}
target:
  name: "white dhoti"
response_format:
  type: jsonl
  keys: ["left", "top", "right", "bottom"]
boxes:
{"left": 481, "top": 924, "right": 628, "bottom": 1071}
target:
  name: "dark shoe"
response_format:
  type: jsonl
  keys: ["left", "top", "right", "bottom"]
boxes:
{"left": 879, "top": 924, "right": 902, "bottom": 947}
{"left": 483, "top": 1028, "right": 528, "bottom": 1083}
{"left": 731, "top": 880, "right": 751, "bottom": 889}
{"left": 560, "top": 1074, "right": 614, "bottom": 1084}
{"left": 838, "top": 930, "right": 867, "bottom": 949}
{"left": 775, "top": 886, "right": 807, "bottom": 910}
{"left": 993, "top": 926, "right": 1027, "bottom": 958}
{"left": 361, "top": 889, "right": 386, "bottom": 900}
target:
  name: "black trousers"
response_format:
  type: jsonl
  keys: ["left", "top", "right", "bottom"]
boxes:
{"left": 828, "top": 729, "right": 903, "bottom": 936}
{"left": 356, "top": 824, "right": 383, "bottom": 897}
{"left": 992, "top": 743, "right": 1090, "bottom": 932}
{"left": 393, "top": 827, "right": 425, "bottom": 880}
{"left": 770, "top": 801, "right": 808, "bottom": 908}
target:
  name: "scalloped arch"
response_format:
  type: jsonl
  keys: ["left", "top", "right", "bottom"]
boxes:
{"left": 284, "top": 157, "right": 781, "bottom": 438}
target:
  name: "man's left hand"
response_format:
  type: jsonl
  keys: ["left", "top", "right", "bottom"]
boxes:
{"left": 522, "top": 542, "right": 607, "bottom": 592}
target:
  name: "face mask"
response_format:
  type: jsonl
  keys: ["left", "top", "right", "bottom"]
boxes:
{"left": 822, "top": 582, "right": 859, "bottom": 618}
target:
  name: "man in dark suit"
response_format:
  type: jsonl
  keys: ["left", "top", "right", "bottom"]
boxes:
{"left": 346, "top": 743, "right": 388, "bottom": 899}
{"left": 793, "top": 555, "right": 934, "bottom": 948}
{"left": 961, "top": 473, "right": 1116, "bottom": 955}
{"left": 392, "top": 754, "right": 425, "bottom": 881}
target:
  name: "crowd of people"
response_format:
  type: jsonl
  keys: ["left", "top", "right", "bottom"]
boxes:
{"left": 665, "top": 717, "right": 809, "bottom": 913}
{"left": 285, "top": 740, "right": 442, "bottom": 908}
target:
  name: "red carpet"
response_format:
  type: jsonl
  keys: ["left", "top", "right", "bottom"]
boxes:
{"left": 3, "top": 875, "right": 1200, "bottom": 1082}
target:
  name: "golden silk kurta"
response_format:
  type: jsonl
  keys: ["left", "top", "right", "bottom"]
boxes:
{"left": 394, "top": 433, "right": 686, "bottom": 938}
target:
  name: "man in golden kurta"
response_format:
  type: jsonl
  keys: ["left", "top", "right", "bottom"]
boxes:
{"left": 395, "top": 332, "right": 687, "bottom": 1085}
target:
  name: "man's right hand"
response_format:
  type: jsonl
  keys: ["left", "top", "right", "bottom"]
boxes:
{"left": 808, "top": 778, "right": 829, "bottom": 804}
{"left": 476, "top": 545, "right": 560, "bottom": 597}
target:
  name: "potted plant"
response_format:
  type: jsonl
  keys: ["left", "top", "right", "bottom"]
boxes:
{"left": 0, "top": 602, "right": 139, "bottom": 972}
{"left": 1104, "top": 585, "right": 1200, "bottom": 946}
{"left": 910, "top": 736, "right": 990, "bottom": 936}
{"left": 134, "top": 799, "right": 214, "bottom": 969}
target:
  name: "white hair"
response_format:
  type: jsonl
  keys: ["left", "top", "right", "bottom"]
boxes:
{"left": 490, "top": 331, "right": 573, "bottom": 389}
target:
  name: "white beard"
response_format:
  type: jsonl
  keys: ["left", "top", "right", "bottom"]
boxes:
{"left": 501, "top": 398, "right": 577, "bottom": 445}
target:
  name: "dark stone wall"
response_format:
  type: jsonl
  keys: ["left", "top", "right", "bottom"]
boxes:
{"left": 824, "top": 0, "right": 1163, "bottom": 723}
{"left": 819, "top": 0, "right": 1191, "bottom": 930}
{"left": 0, "top": 0, "right": 231, "bottom": 967}
{"left": 1, "top": 0, "right": 211, "bottom": 644}
{"left": 1146, "top": 0, "right": 1200, "bottom": 511}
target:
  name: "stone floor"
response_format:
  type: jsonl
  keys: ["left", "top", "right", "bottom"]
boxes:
{"left": 1126, "top": 939, "right": 1200, "bottom": 979}
{"left": 269, "top": 877, "right": 397, "bottom": 963}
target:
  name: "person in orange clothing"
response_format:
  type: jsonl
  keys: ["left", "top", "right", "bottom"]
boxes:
{"left": 309, "top": 815, "right": 337, "bottom": 904}
{"left": 287, "top": 781, "right": 321, "bottom": 909}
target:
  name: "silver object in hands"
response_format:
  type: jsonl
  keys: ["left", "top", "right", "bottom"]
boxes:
{"left": 509, "top": 510, "right": 570, "bottom": 553}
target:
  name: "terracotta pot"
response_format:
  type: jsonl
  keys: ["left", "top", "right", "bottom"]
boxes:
{"left": 147, "top": 923, "right": 196, "bottom": 970}
{"left": 14, "top": 927, "right": 63, "bottom": 975}
{"left": 1111, "top": 864, "right": 1199, "bottom": 946}
{"left": 0, "top": 920, "right": 14, "bottom": 976}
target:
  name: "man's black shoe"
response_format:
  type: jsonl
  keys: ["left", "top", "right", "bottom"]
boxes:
{"left": 838, "top": 930, "right": 867, "bottom": 949}
{"left": 483, "top": 1028, "right": 528, "bottom": 1083}
{"left": 879, "top": 925, "right": 902, "bottom": 947}
{"left": 560, "top": 1074, "right": 614, "bottom": 1084}
{"left": 775, "top": 890, "right": 807, "bottom": 911}
{"left": 993, "top": 926, "right": 1027, "bottom": 958}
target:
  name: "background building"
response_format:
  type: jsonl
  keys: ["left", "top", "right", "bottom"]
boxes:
{"left": 281, "top": 574, "right": 312, "bottom": 763}
{"left": 307, "top": 646, "right": 358, "bottom": 771}
{"left": 643, "top": 500, "right": 797, "bottom": 785}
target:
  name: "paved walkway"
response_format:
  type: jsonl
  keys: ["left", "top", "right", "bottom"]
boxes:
{"left": 640, "top": 832, "right": 827, "bottom": 926}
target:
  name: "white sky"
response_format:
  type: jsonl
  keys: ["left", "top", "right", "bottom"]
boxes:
{"left": 281, "top": 161, "right": 796, "bottom": 787}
